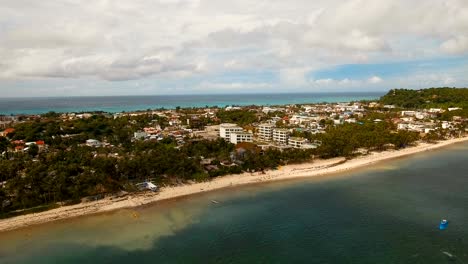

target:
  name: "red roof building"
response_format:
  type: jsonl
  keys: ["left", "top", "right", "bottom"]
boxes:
{"left": 12, "top": 140, "right": 24, "bottom": 145}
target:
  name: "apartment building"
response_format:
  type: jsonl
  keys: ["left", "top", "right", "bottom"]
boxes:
{"left": 273, "top": 128, "right": 289, "bottom": 145}
{"left": 289, "top": 137, "right": 308, "bottom": 149}
{"left": 219, "top": 123, "right": 243, "bottom": 141}
{"left": 258, "top": 123, "right": 274, "bottom": 141}
{"left": 230, "top": 132, "right": 253, "bottom": 144}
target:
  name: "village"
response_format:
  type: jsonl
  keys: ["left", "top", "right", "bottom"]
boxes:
{"left": 1, "top": 100, "right": 466, "bottom": 156}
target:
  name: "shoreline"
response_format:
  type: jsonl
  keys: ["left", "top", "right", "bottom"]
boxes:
{"left": 1, "top": 136, "right": 467, "bottom": 233}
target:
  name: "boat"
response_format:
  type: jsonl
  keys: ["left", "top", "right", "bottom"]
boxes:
{"left": 439, "top": 219, "right": 449, "bottom": 230}
{"left": 211, "top": 200, "right": 219, "bottom": 204}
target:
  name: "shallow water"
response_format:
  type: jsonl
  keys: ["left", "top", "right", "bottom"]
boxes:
{"left": 1, "top": 142, "right": 467, "bottom": 263}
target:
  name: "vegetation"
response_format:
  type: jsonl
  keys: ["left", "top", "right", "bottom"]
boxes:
{"left": 380, "top": 87, "right": 468, "bottom": 109}
{"left": 315, "top": 122, "right": 419, "bottom": 158}
{"left": 216, "top": 109, "right": 258, "bottom": 126}
{"left": 0, "top": 87, "right": 465, "bottom": 217}
{"left": 0, "top": 117, "right": 315, "bottom": 215}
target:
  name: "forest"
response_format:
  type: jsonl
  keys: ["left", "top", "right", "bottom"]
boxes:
{"left": 379, "top": 87, "right": 468, "bottom": 109}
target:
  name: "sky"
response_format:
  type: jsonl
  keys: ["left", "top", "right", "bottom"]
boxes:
{"left": 1, "top": 0, "right": 468, "bottom": 97}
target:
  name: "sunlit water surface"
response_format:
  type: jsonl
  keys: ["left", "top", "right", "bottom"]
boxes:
{"left": 1, "top": 142, "right": 467, "bottom": 263}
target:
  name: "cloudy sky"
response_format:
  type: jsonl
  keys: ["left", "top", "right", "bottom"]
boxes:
{"left": 1, "top": 0, "right": 468, "bottom": 97}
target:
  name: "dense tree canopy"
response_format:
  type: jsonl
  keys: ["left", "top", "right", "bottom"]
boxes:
{"left": 380, "top": 88, "right": 468, "bottom": 109}
{"left": 217, "top": 109, "right": 257, "bottom": 126}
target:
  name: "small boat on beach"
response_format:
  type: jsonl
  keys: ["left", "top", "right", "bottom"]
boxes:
{"left": 439, "top": 219, "right": 448, "bottom": 230}
{"left": 442, "top": 251, "right": 455, "bottom": 260}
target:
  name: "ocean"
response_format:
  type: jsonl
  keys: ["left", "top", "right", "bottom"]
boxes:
{"left": 0, "top": 92, "right": 382, "bottom": 115}
{"left": 0, "top": 142, "right": 467, "bottom": 263}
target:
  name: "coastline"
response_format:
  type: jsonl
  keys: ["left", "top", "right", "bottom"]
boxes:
{"left": 1, "top": 136, "right": 467, "bottom": 233}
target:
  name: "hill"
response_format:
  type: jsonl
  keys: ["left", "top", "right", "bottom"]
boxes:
{"left": 379, "top": 88, "right": 468, "bottom": 109}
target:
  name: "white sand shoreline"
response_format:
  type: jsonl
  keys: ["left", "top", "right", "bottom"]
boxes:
{"left": 1, "top": 136, "right": 467, "bottom": 233}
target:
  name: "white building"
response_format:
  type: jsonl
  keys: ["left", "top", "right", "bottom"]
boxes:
{"left": 262, "top": 107, "right": 285, "bottom": 114}
{"left": 289, "top": 137, "right": 308, "bottom": 149}
{"left": 134, "top": 131, "right": 148, "bottom": 140}
{"left": 230, "top": 132, "right": 253, "bottom": 144}
{"left": 273, "top": 128, "right": 289, "bottom": 145}
{"left": 86, "top": 139, "right": 101, "bottom": 147}
{"left": 401, "top": 111, "right": 416, "bottom": 116}
{"left": 258, "top": 123, "right": 274, "bottom": 141}
{"left": 290, "top": 115, "right": 315, "bottom": 125}
{"left": 219, "top": 123, "right": 243, "bottom": 141}
{"left": 415, "top": 112, "right": 427, "bottom": 120}
{"left": 397, "top": 123, "right": 409, "bottom": 130}
{"left": 448, "top": 107, "right": 462, "bottom": 112}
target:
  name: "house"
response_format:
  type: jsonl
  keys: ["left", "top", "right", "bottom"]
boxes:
{"left": 448, "top": 107, "right": 462, "bottom": 112}
{"left": 401, "top": 111, "right": 416, "bottom": 116}
{"left": 136, "top": 181, "right": 158, "bottom": 192}
{"left": 86, "top": 139, "right": 101, "bottom": 147}
{"left": 15, "top": 145, "right": 24, "bottom": 152}
{"left": 0, "top": 128, "right": 15, "bottom": 137}
{"left": 134, "top": 131, "right": 148, "bottom": 140}
{"left": 289, "top": 137, "right": 308, "bottom": 149}
{"left": 397, "top": 123, "right": 409, "bottom": 130}
{"left": 225, "top": 106, "right": 242, "bottom": 111}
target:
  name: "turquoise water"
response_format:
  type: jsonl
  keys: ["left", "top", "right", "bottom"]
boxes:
{"left": 0, "top": 92, "right": 381, "bottom": 115}
{"left": 0, "top": 142, "right": 467, "bottom": 263}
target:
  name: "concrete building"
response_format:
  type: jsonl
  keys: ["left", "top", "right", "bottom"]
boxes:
{"left": 258, "top": 123, "right": 274, "bottom": 141}
{"left": 273, "top": 128, "right": 289, "bottom": 145}
{"left": 86, "top": 139, "right": 102, "bottom": 147}
{"left": 134, "top": 131, "right": 148, "bottom": 140}
{"left": 288, "top": 137, "right": 308, "bottom": 148}
{"left": 219, "top": 123, "right": 243, "bottom": 141}
{"left": 230, "top": 132, "right": 253, "bottom": 144}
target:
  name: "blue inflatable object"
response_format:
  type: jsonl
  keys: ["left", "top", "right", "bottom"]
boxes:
{"left": 439, "top": 219, "right": 448, "bottom": 230}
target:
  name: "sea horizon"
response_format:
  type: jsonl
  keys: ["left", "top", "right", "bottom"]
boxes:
{"left": 0, "top": 91, "right": 383, "bottom": 115}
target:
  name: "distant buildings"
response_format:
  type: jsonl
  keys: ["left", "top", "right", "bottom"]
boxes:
{"left": 0, "top": 128, "right": 15, "bottom": 137}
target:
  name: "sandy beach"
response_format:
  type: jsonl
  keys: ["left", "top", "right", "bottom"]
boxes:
{"left": 1, "top": 136, "right": 467, "bottom": 233}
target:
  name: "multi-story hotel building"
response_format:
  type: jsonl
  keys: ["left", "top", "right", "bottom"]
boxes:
{"left": 230, "top": 132, "right": 253, "bottom": 144}
{"left": 272, "top": 128, "right": 289, "bottom": 145}
{"left": 258, "top": 123, "right": 274, "bottom": 141}
{"left": 219, "top": 123, "right": 244, "bottom": 141}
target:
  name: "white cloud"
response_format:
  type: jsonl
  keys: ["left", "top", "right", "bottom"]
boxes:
{"left": 1, "top": 0, "right": 468, "bottom": 95}
{"left": 196, "top": 81, "right": 273, "bottom": 91}
{"left": 315, "top": 78, "right": 334, "bottom": 85}
{"left": 279, "top": 68, "right": 311, "bottom": 86}
{"left": 368, "top": 76, "right": 383, "bottom": 84}
{"left": 440, "top": 36, "right": 468, "bottom": 54}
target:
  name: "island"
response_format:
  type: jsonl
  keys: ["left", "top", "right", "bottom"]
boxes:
{"left": 0, "top": 87, "right": 467, "bottom": 232}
